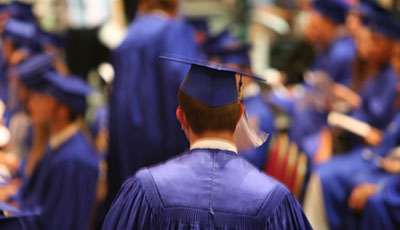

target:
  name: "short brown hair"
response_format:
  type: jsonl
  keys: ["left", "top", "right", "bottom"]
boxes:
{"left": 178, "top": 90, "right": 241, "bottom": 135}
{"left": 138, "top": 0, "right": 179, "bottom": 13}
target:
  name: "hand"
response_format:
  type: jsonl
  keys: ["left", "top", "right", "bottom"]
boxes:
{"left": 381, "top": 158, "right": 400, "bottom": 174}
{"left": 9, "top": 49, "right": 29, "bottom": 66}
{"left": 0, "top": 184, "right": 18, "bottom": 202}
{"left": 364, "top": 128, "right": 383, "bottom": 147}
{"left": 331, "top": 84, "right": 362, "bottom": 109}
{"left": 348, "top": 183, "right": 378, "bottom": 211}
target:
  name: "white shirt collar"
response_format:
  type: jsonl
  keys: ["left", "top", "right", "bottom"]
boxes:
{"left": 49, "top": 121, "right": 81, "bottom": 150}
{"left": 190, "top": 138, "right": 238, "bottom": 154}
{"left": 243, "top": 82, "right": 261, "bottom": 99}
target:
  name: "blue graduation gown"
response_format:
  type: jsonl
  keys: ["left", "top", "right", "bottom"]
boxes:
{"left": 103, "top": 149, "right": 311, "bottom": 229}
{"left": 0, "top": 201, "right": 39, "bottom": 230}
{"left": 361, "top": 175, "right": 400, "bottom": 230}
{"left": 107, "top": 13, "right": 200, "bottom": 204}
{"left": 240, "top": 94, "right": 275, "bottom": 169}
{"left": 20, "top": 131, "right": 99, "bottom": 230}
{"left": 351, "top": 65, "right": 398, "bottom": 130}
{"left": 316, "top": 113, "right": 400, "bottom": 229}
{"left": 310, "top": 36, "right": 356, "bottom": 85}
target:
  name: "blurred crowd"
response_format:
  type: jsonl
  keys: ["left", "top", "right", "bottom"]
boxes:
{"left": 0, "top": 0, "right": 399, "bottom": 229}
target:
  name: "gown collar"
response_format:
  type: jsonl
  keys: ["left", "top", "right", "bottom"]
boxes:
{"left": 190, "top": 138, "right": 238, "bottom": 154}
{"left": 49, "top": 121, "right": 81, "bottom": 150}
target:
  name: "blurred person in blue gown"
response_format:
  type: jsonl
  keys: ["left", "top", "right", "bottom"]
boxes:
{"left": 288, "top": 0, "right": 360, "bottom": 157}
{"left": 105, "top": 0, "right": 201, "bottom": 221}
{"left": 18, "top": 71, "right": 99, "bottom": 230}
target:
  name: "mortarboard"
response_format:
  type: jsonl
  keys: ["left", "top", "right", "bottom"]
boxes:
{"left": 2, "top": 18, "right": 36, "bottom": 41}
{"left": 215, "top": 45, "right": 251, "bottom": 67}
{"left": 358, "top": 1, "right": 398, "bottom": 39}
{"left": 2, "top": 18, "right": 41, "bottom": 53}
{"left": 37, "top": 30, "right": 67, "bottom": 48}
{"left": 202, "top": 29, "right": 241, "bottom": 57}
{"left": 6, "top": 1, "right": 35, "bottom": 22}
{"left": 313, "top": 0, "right": 349, "bottom": 24}
{"left": 161, "top": 56, "right": 269, "bottom": 147}
{"left": 160, "top": 56, "right": 264, "bottom": 107}
{"left": 187, "top": 18, "right": 209, "bottom": 33}
{"left": 39, "top": 72, "right": 93, "bottom": 114}
{"left": 12, "top": 53, "right": 54, "bottom": 88}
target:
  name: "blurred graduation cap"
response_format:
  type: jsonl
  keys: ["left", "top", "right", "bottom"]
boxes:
{"left": 6, "top": 1, "right": 35, "bottom": 22}
{"left": 2, "top": 18, "right": 36, "bottom": 41}
{"left": 202, "top": 29, "right": 243, "bottom": 57}
{"left": 37, "top": 30, "right": 67, "bottom": 49}
{"left": 2, "top": 18, "right": 41, "bottom": 53}
{"left": 358, "top": 1, "right": 398, "bottom": 39}
{"left": 12, "top": 53, "right": 54, "bottom": 88}
{"left": 38, "top": 72, "right": 93, "bottom": 114}
{"left": 313, "top": 0, "right": 349, "bottom": 24}
{"left": 214, "top": 45, "right": 251, "bottom": 67}
{"left": 187, "top": 18, "right": 209, "bottom": 34}
{"left": 160, "top": 56, "right": 268, "bottom": 147}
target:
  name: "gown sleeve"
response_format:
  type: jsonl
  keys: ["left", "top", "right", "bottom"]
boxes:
{"left": 264, "top": 188, "right": 312, "bottom": 230}
{"left": 102, "top": 174, "right": 154, "bottom": 230}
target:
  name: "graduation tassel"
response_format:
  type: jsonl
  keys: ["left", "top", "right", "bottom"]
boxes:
{"left": 238, "top": 74, "right": 243, "bottom": 102}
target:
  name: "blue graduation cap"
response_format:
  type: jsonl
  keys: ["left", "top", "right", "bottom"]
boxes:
{"left": 3, "top": 18, "right": 36, "bottom": 41}
{"left": 358, "top": 1, "right": 398, "bottom": 39}
{"left": 39, "top": 72, "right": 93, "bottom": 114}
{"left": 37, "top": 30, "right": 67, "bottom": 48}
{"left": 202, "top": 29, "right": 241, "bottom": 56}
{"left": 313, "top": 0, "right": 349, "bottom": 24}
{"left": 6, "top": 1, "right": 35, "bottom": 22}
{"left": 215, "top": 45, "right": 251, "bottom": 67}
{"left": 187, "top": 18, "right": 208, "bottom": 33}
{"left": 12, "top": 53, "right": 54, "bottom": 88}
{"left": 160, "top": 56, "right": 265, "bottom": 107}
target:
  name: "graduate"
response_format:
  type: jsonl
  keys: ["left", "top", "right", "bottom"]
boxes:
{"left": 102, "top": 57, "right": 311, "bottom": 229}
{"left": 288, "top": 0, "right": 358, "bottom": 156}
{"left": 302, "top": 0, "right": 356, "bottom": 85}
{"left": 18, "top": 71, "right": 99, "bottom": 230}
{"left": 106, "top": 0, "right": 200, "bottom": 215}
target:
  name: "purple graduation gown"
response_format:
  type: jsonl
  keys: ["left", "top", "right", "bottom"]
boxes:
{"left": 103, "top": 148, "right": 311, "bottom": 229}
{"left": 20, "top": 131, "right": 99, "bottom": 230}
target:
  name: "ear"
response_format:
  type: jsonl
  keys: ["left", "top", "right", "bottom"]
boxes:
{"left": 176, "top": 107, "right": 188, "bottom": 131}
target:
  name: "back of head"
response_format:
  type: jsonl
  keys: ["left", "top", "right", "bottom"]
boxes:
{"left": 138, "top": 0, "right": 179, "bottom": 15}
{"left": 178, "top": 90, "right": 241, "bottom": 135}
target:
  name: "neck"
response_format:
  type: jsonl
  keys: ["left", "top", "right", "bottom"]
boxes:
{"left": 190, "top": 131, "right": 235, "bottom": 146}
{"left": 50, "top": 119, "right": 71, "bottom": 136}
